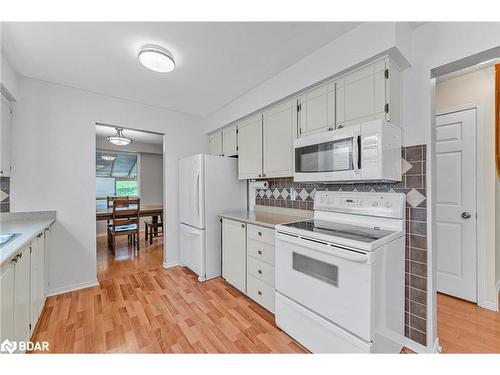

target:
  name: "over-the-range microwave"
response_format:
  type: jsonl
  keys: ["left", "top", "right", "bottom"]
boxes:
{"left": 293, "top": 119, "right": 402, "bottom": 183}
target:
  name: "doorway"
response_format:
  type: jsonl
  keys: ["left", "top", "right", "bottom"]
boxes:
{"left": 94, "top": 123, "right": 165, "bottom": 280}
{"left": 432, "top": 59, "right": 500, "bottom": 353}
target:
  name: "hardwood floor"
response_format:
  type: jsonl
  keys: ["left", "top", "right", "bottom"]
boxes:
{"left": 438, "top": 292, "right": 500, "bottom": 353}
{"left": 30, "top": 234, "right": 500, "bottom": 353}
{"left": 30, "top": 235, "right": 307, "bottom": 353}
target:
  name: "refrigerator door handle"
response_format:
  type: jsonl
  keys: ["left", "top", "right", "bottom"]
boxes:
{"left": 195, "top": 172, "right": 200, "bottom": 218}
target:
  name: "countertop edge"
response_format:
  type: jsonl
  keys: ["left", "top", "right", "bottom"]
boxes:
{"left": 1, "top": 217, "right": 56, "bottom": 267}
{"left": 218, "top": 210, "right": 309, "bottom": 229}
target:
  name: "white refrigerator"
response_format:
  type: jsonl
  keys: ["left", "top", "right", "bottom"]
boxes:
{"left": 179, "top": 154, "right": 246, "bottom": 281}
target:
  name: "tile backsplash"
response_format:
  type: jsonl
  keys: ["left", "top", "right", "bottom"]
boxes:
{"left": 0, "top": 176, "right": 10, "bottom": 213}
{"left": 255, "top": 145, "right": 428, "bottom": 346}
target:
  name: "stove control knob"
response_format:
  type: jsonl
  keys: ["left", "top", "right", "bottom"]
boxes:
{"left": 385, "top": 201, "right": 393, "bottom": 208}
{"left": 372, "top": 201, "right": 379, "bottom": 207}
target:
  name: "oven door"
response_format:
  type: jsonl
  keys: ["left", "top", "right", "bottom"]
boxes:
{"left": 293, "top": 127, "right": 361, "bottom": 182}
{"left": 275, "top": 231, "right": 373, "bottom": 341}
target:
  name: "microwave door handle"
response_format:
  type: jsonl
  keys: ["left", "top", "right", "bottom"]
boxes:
{"left": 352, "top": 136, "right": 360, "bottom": 172}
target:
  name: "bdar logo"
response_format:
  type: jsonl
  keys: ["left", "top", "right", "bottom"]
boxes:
{"left": 0, "top": 339, "right": 17, "bottom": 353}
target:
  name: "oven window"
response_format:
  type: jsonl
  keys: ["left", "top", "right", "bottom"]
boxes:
{"left": 292, "top": 252, "right": 338, "bottom": 287}
{"left": 295, "top": 137, "right": 353, "bottom": 173}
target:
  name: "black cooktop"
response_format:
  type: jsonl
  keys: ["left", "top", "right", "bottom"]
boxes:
{"left": 283, "top": 219, "right": 395, "bottom": 243}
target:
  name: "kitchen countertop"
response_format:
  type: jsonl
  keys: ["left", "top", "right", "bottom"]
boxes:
{"left": 219, "top": 207, "right": 311, "bottom": 229}
{"left": 1, "top": 211, "right": 56, "bottom": 267}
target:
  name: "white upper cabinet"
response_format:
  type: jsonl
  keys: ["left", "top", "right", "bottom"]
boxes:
{"left": 1, "top": 94, "right": 13, "bottom": 177}
{"left": 335, "top": 57, "right": 401, "bottom": 128}
{"left": 263, "top": 100, "right": 296, "bottom": 178}
{"left": 208, "top": 131, "right": 222, "bottom": 156}
{"left": 237, "top": 113, "right": 263, "bottom": 179}
{"left": 222, "top": 123, "right": 238, "bottom": 157}
{"left": 298, "top": 83, "right": 335, "bottom": 136}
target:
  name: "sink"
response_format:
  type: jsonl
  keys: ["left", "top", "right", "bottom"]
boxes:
{"left": 0, "top": 233, "right": 21, "bottom": 247}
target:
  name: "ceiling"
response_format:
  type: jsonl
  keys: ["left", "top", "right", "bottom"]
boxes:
{"left": 1, "top": 22, "right": 361, "bottom": 116}
{"left": 95, "top": 124, "right": 163, "bottom": 144}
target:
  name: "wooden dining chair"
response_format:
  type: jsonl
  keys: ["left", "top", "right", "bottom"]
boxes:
{"left": 107, "top": 197, "right": 140, "bottom": 255}
{"left": 144, "top": 213, "right": 163, "bottom": 245}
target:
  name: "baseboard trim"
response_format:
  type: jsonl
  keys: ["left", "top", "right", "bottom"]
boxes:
{"left": 478, "top": 297, "right": 498, "bottom": 312}
{"left": 163, "top": 260, "right": 179, "bottom": 269}
{"left": 401, "top": 336, "right": 439, "bottom": 354}
{"left": 47, "top": 279, "right": 99, "bottom": 297}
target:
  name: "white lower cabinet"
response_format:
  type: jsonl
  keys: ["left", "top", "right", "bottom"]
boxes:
{"left": 0, "top": 260, "right": 15, "bottom": 345}
{"left": 222, "top": 218, "right": 247, "bottom": 293}
{"left": 13, "top": 246, "right": 31, "bottom": 347}
{"left": 221, "top": 218, "right": 276, "bottom": 313}
{"left": 0, "top": 229, "right": 49, "bottom": 353}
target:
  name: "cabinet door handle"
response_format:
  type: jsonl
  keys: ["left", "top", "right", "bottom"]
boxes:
{"left": 328, "top": 127, "right": 334, "bottom": 131}
{"left": 241, "top": 223, "right": 245, "bottom": 228}
{"left": 258, "top": 231, "right": 262, "bottom": 236}
{"left": 257, "top": 291, "right": 262, "bottom": 296}
{"left": 0, "top": 169, "right": 4, "bottom": 175}
{"left": 258, "top": 174, "right": 262, "bottom": 178}
{"left": 257, "top": 250, "right": 262, "bottom": 255}
{"left": 11, "top": 257, "right": 17, "bottom": 264}
{"left": 258, "top": 270, "right": 262, "bottom": 275}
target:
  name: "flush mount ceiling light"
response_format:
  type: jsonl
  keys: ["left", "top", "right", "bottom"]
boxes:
{"left": 107, "top": 128, "right": 132, "bottom": 146}
{"left": 138, "top": 45, "right": 175, "bottom": 73}
{"left": 100, "top": 154, "right": 116, "bottom": 161}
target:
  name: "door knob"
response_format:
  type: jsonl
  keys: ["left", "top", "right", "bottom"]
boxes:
{"left": 461, "top": 212, "right": 472, "bottom": 219}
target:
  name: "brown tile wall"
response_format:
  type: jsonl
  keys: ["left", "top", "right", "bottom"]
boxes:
{"left": 255, "top": 145, "right": 428, "bottom": 346}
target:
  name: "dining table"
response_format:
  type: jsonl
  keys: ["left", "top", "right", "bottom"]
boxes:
{"left": 96, "top": 204, "right": 164, "bottom": 223}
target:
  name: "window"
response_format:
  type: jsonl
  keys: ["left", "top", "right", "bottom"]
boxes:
{"left": 96, "top": 150, "right": 139, "bottom": 197}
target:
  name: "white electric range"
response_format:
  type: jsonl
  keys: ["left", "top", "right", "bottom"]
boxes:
{"left": 275, "top": 191, "right": 406, "bottom": 353}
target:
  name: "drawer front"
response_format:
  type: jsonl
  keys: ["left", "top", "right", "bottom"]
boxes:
{"left": 247, "top": 224, "right": 275, "bottom": 245}
{"left": 247, "top": 275, "right": 275, "bottom": 313}
{"left": 247, "top": 238, "right": 275, "bottom": 265}
{"left": 247, "top": 256, "right": 275, "bottom": 287}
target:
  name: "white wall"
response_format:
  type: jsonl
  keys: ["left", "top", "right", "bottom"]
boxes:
{"left": 435, "top": 66, "right": 497, "bottom": 308}
{"left": 11, "top": 77, "right": 206, "bottom": 294}
{"left": 140, "top": 153, "right": 163, "bottom": 206}
{"left": 1, "top": 53, "right": 19, "bottom": 100}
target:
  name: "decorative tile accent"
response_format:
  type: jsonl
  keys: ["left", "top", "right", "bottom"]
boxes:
{"left": 406, "top": 188, "right": 426, "bottom": 208}
{"left": 0, "top": 189, "right": 8, "bottom": 202}
{"left": 0, "top": 177, "right": 10, "bottom": 213}
{"left": 401, "top": 158, "right": 413, "bottom": 175}
{"left": 255, "top": 145, "right": 428, "bottom": 346}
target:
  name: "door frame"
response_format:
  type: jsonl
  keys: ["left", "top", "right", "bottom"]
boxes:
{"left": 434, "top": 103, "right": 489, "bottom": 310}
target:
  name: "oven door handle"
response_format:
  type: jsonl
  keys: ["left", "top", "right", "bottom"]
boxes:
{"left": 276, "top": 232, "right": 369, "bottom": 263}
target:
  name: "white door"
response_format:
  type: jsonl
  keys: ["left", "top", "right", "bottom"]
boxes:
{"left": 263, "top": 100, "right": 296, "bottom": 178}
{"left": 1, "top": 94, "right": 12, "bottom": 177}
{"left": 436, "top": 108, "right": 477, "bottom": 302}
{"left": 222, "top": 219, "right": 246, "bottom": 292}
{"left": 237, "top": 114, "right": 263, "bottom": 179}
{"left": 180, "top": 223, "right": 205, "bottom": 280}
{"left": 0, "top": 261, "right": 15, "bottom": 343}
{"left": 222, "top": 123, "right": 237, "bottom": 157}
{"left": 298, "top": 84, "right": 335, "bottom": 136}
{"left": 179, "top": 155, "right": 205, "bottom": 229}
{"left": 208, "top": 132, "right": 222, "bottom": 156}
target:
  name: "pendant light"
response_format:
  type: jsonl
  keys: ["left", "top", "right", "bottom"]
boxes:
{"left": 100, "top": 154, "right": 116, "bottom": 161}
{"left": 107, "top": 128, "right": 132, "bottom": 146}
